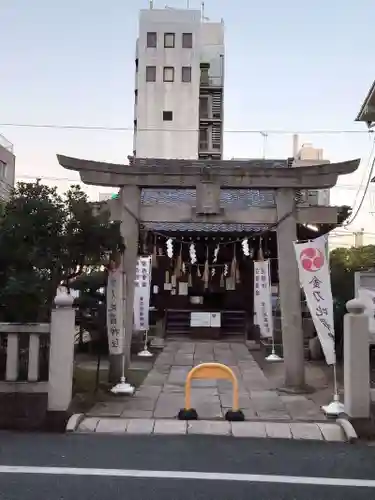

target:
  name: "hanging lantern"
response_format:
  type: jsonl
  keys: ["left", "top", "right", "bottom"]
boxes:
{"left": 223, "top": 264, "right": 229, "bottom": 277}
{"left": 211, "top": 267, "right": 216, "bottom": 277}
{"left": 166, "top": 238, "right": 174, "bottom": 259}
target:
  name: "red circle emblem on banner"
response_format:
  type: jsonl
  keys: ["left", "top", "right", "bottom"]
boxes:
{"left": 299, "top": 247, "right": 325, "bottom": 272}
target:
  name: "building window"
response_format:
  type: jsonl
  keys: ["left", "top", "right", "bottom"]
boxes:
{"left": 0, "top": 160, "right": 6, "bottom": 178}
{"left": 199, "top": 128, "right": 208, "bottom": 148}
{"left": 164, "top": 32, "right": 175, "bottom": 48}
{"left": 146, "top": 66, "right": 156, "bottom": 82}
{"left": 182, "top": 33, "right": 193, "bottom": 48}
{"left": 163, "top": 111, "right": 173, "bottom": 121}
{"left": 199, "top": 96, "right": 209, "bottom": 118}
{"left": 163, "top": 66, "right": 174, "bottom": 82}
{"left": 181, "top": 66, "right": 192, "bottom": 82}
{"left": 147, "top": 32, "right": 157, "bottom": 48}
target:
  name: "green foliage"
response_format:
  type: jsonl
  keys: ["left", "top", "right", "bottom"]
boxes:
{"left": 71, "top": 271, "right": 108, "bottom": 349}
{"left": 330, "top": 244, "right": 375, "bottom": 358}
{"left": 330, "top": 244, "right": 375, "bottom": 303}
{"left": 0, "top": 182, "right": 124, "bottom": 323}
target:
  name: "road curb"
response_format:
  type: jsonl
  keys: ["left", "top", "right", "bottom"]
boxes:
{"left": 68, "top": 417, "right": 349, "bottom": 442}
{"left": 336, "top": 418, "right": 358, "bottom": 443}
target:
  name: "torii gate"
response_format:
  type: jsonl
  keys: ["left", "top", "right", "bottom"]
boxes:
{"left": 57, "top": 154, "right": 359, "bottom": 391}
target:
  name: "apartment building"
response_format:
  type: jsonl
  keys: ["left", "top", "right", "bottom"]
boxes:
{"left": 133, "top": 7, "right": 224, "bottom": 159}
{"left": 292, "top": 139, "right": 331, "bottom": 207}
{"left": 0, "top": 134, "right": 15, "bottom": 202}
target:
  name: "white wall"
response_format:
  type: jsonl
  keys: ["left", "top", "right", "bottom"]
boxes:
{"left": 200, "top": 22, "right": 225, "bottom": 84}
{"left": 135, "top": 9, "right": 202, "bottom": 159}
{"left": 292, "top": 143, "right": 330, "bottom": 206}
{"left": 0, "top": 140, "right": 15, "bottom": 202}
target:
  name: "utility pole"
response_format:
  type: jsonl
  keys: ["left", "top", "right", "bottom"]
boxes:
{"left": 260, "top": 132, "right": 268, "bottom": 159}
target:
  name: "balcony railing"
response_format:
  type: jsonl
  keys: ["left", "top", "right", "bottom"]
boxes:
{"left": 0, "top": 134, "right": 13, "bottom": 153}
{"left": 200, "top": 76, "right": 223, "bottom": 87}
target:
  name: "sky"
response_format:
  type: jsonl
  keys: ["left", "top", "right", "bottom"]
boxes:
{"left": 1, "top": 0, "right": 375, "bottom": 231}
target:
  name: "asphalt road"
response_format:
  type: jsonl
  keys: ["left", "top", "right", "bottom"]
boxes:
{"left": 1, "top": 432, "right": 375, "bottom": 499}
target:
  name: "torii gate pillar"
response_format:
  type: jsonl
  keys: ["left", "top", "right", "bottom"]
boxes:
{"left": 276, "top": 188, "right": 305, "bottom": 389}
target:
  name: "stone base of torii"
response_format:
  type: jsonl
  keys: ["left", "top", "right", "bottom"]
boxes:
{"left": 57, "top": 154, "right": 359, "bottom": 391}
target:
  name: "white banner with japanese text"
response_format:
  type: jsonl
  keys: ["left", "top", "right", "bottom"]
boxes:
{"left": 106, "top": 267, "right": 124, "bottom": 355}
{"left": 293, "top": 236, "right": 336, "bottom": 365}
{"left": 358, "top": 287, "right": 375, "bottom": 334}
{"left": 133, "top": 256, "right": 152, "bottom": 331}
{"left": 253, "top": 260, "right": 273, "bottom": 338}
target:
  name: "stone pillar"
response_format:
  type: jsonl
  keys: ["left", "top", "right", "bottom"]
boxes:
{"left": 344, "top": 298, "right": 370, "bottom": 419}
{"left": 119, "top": 186, "right": 141, "bottom": 374}
{"left": 48, "top": 291, "right": 75, "bottom": 413}
{"left": 275, "top": 188, "right": 305, "bottom": 389}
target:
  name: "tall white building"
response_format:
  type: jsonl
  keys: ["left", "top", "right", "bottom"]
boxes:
{"left": 133, "top": 7, "right": 224, "bottom": 160}
{"left": 292, "top": 140, "right": 330, "bottom": 207}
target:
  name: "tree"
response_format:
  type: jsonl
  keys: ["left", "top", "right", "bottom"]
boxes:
{"left": 70, "top": 270, "right": 108, "bottom": 351}
{"left": 330, "top": 245, "right": 375, "bottom": 303}
{"left": 330, "top": 244, "right": 375, "bottom": 358}
{"left": 0, "top": 182, "right": 124, "bottom": 323}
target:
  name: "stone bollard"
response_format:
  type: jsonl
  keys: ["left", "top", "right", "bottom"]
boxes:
{"left": 47, "top": 290, "right": 76, "bottom": 422}
{"left": 344, "top": 298, "right": 370, "bottom": 419}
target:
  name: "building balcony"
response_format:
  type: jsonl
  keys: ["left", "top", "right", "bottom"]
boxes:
{"left": 200, "top": 75, "right": 224, "bottom": 89}
{"left": 199, "top": 140, "right": 222, "bottom": 154}
{"left": 199, "top": 113, "right": 222, "bottom": 122}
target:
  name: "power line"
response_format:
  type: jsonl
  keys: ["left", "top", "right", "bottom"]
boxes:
{"left": 345, "top": 144, "right": 375, "bottom": 226}
{"left": 0, "top": 122, "right": 373, "bottom": 134}
{"left": 348, "top": 138, "right": 375, "bottom": 212}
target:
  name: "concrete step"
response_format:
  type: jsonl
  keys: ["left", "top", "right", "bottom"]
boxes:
{"left": 68, "top": 415, "right": 354, "bottom": 442}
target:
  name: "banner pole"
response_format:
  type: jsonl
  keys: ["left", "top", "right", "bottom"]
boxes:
{"left": 265, "top": 258, "right": 283, "bottom": 363}
{"left": 322, "top": 362, "right": 345, "bottom": 416}
{"left": 111, "top": 265, "right": 135, "bottom": 395}
{"left": 138, "top": 255, "right": 153, "bottom": 358}
{"left": 138, "top": 329, "right": 153, "bottom": 357}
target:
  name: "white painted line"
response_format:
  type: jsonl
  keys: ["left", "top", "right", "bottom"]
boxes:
{"left": 0, "top": 466, "right": 374, "bottom": 488}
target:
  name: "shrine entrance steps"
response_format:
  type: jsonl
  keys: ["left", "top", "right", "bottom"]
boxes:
{"left": 165, "top": 310, "right": 247, "bottom": 338}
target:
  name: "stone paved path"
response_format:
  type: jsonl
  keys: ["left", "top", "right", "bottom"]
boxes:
{"left": 89, "top": 341, "right": 327, "bottom": 421}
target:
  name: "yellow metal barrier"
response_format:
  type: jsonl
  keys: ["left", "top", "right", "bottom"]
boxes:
{"left": 178, "top": 362, "right": 244, "bottom": 421}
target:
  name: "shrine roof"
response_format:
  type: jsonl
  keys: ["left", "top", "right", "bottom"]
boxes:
{"left": 140, "top": 188, "right": 273, "bottom": 232}
{"left": 142, "top": 188, "right": 269, "bottom": 232}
